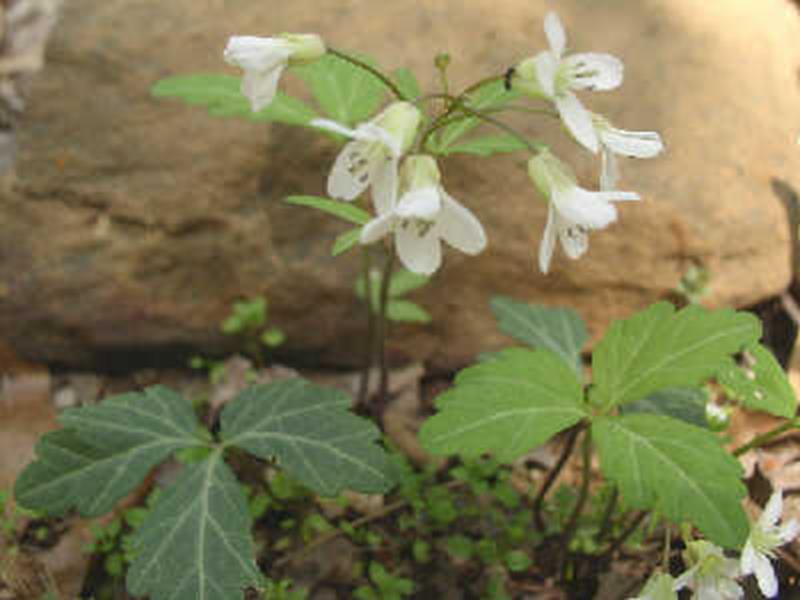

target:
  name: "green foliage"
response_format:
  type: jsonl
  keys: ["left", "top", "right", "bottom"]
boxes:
{"left": 717, "top": 344, "right": 797, "bottom": 418}
{"left": 354, "top": 562, "right": 414, "bottom": 600}
{"left": 592, "top": 414, "right": 748, "bottom": 548}
{"left": 591, "top": 302, "right": 761, "bottom": 410}
{"left": 222, "top": 297, "right": 268, "bottom": 334}
{"left": 15, "top": 386, "right": 206, "bottom": 517}
{"left": 355, "top": 269, "right": 432, "bottom": 324}
{"left": 392, "top": 67, "right": 421, "bottom": 100}
{"left": 331, "top": 226, "right": 362, "bottom": 256}
{"left": 285, "top": 195, "right": 371, "bottom": 225}
{"left": 262, "top": 578, "right": 308, "bottom": 600}
{"left": 621, "top": 387, "right": 709, "bottom": 428}
{"left": 293, "top": 53, "right": 386, "bottom": 126}
{"left": 151, "top": 74, "right": 317, "bottom": 126}
{"left": 439, "top": 134, "right": 543, "bottom": 157}
{"left": 490, "top": 295, "right": 587, "bottom": 373}
{"left": 127, "top": 453, "right": 261, "bottom": 600}
{"left": 419, "top": 348, "right": 586, "bottom": 462}
{"left": 675, "top": 264, "right": 711, "bottom": 305}
{"left": 221, "top": 379, "right": 396, "bottom": 496}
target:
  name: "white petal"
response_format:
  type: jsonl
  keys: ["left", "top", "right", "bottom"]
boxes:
{"left": 533, "top": 51, "right": 559, "bottom": 99}
{"left": 371, "top": 157, "right": 398, "bottom": 215}
{"left": 538, "top": 203, "right": 557, "bottom": 274}
{"left": 762, "top": 491, "right": 783, "bottom": 528}
{"left": 360, "top": 213, "right": 394, "bottom": 244}
{"left": 311, "top": 118, "right": 359, "bottom": 139}
{"left": 556, "top": 93, "right": 599, "bottom": 153}
{"left": 552, "top": 188, "right": 618, "bottom": 229}
{"left": 395, "top": 223, "right": 442, "bottom": 275}
{"left": 327, "top": 140, "right": 371, "bottom": 201}
{"left": 779, "top": 519, "right": 800, "bottom": 543}
{"left": 673, "top": 567, "right": 696, "bottom": 591}
{"left": 543, "top": 12, "right": 566, "bottom": 57}
{"left": 395, "top": 187, "right": 441, "bottom": 220}
{"left": 600, "top": 148, "right": 619, "bottom": 191}
{"left": 438, "top": 191, "right": 487, "bottom": 255}
{"left": 224, "top": 36, "right": 290, "bottom": 72}
{"left": 359, "top": 123, "right": 403, "bottom": 158}
{"left": 557, "top": 215, "right": 589, "bottom": 260}
{"left": 741, "top": 541, "right": 757, "bottom": 575}
{"left": 564, "top": 52, "right": 624, "bottom": 91}
{"left": 601, "top": 128, "right": 664, "bottom": 158}
{"left": 717, "top": 579, "right": 744, "bottom": 600}
{"left": 752, "top": 552, "right": 778, "bottom": 598}
{"left": 241, "top": 64, "right": 285, "bottom": 112}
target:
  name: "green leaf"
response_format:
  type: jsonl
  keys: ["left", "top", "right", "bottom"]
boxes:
{"left": 293, "top": 53, "right": 385, "bottom": 126}
{"left": 285, "top": 195, "right": 372, "bottom": 225}
{"left": 490, "top": 296, "right": 587, "bottom": 374}
{"left": 386, "top": 300, "right": 431, "bottom": 323}
{"left": 419, "top": 348, "right": 587, "bottom": 462}
{"left": 433, "top": 80, "right": 521, "bottom": 151}
{"left": 127, "top": 453, "right": 260, "bottom": 600}
{"left": 592, "top": 414, "right": 748, "bottom": 548}
{"left": 717, "top": 344, "right": 797, "bottom": 418}
{"left": 441, "top": 134, "right": 541, "bottom": 157}
{"left": 15, "top": 386, "right": 204, "bottom": 517}
{"left": 591, "top": 302, "right": 761, "bottom": 410}
{"left": 152, "top": 74, "right": 317, "bottom": 126}
{"left": 388, "top": 270, "right": 429, "bottom": 296}
{"left": 221, "top": 379, "right": 395, "bottom": 495}
{"left": 260, "top": 327, "right": 286, "bottom": 348}
{"left": 331, "top": 227, "right": 363, "bottom": 256}
{"left": 621, "top": 387, "right": 709, "bottom": 428}
{"left": 392, "top": 67, "right": 421, "bottom": 100}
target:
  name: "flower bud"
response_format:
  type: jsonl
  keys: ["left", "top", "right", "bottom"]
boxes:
{"left": 280, "top": 33, "right": 326, "bottom": 64}
{"left": 374, "top": 101, "right": 421, "bottom": 155}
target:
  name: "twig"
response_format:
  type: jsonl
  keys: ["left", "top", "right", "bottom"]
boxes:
{"left": 603, "top": 511, "right": 648, "bottom": 557}
{"left": 595, "top": 486, "right": 618, "bottom": 544}
{"left": 532, "top": 425, "right": 582, "bottom": 531}
{"left": 558, "top": 429, "right": 593, "bottom": 580}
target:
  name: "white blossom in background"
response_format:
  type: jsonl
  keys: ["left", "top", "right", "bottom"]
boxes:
{"left": 224, "top": 33, "right": 325, "bottom": 112}
{"left": 705, "top": 401, "right": 731, "bottom": 430}
{"left": 628, "top": 572, "right": 682, "bottom": 600}
{"left": 528, "top": 149, "right": 639, "bottom": 274}
{"left": 741, "top": 490, "right": 800, "bottom": 597}
{"left": 591, "top": 113, "right": 664, "bottom": 190}
{"left": 313, "top": 102, "right": 421, "bottom": 212}
{"left": 676, "top": 541, "right": 743, "bottom": 600}
{"left": 360, "top": 155, "right": 487, "bottom": 275}
{"left": 510, "top": 12, "right": 623, "bottom": 153}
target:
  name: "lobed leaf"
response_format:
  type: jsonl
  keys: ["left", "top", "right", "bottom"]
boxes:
{"left": 490, "top": 296, "right": 587, "bottom": 374}
{"left": 221, "top": 379, "right": 395, "bottom": 496}
{"left": 15, "top": 386, "right": 204, "bottom": 517}
{"left": 419, "top": 348, "right": 587, "bottom": 462}
{"left": 441, "top": 134, "right": 542, "bottom": 157}
{"left": 716, "top": 344, "right": 797, "bottom": 418}
{"left": 285, "top": 195, "right": 372, "bottom": 225}
{"left": 152, "top": 74, "right": 317, "bottom": 126}
{"left": 593, "top": 414, "right": 748, "bottom": 548}
{"left": 127, "top": 453, "right": 260, "bottom": 600}
{"left": 620, "top": 387, "right": 708, "bottom": 428}
{"left": 392, "top": 67, "right": 421, "bottom": 100}
{"left": 591, "top": 302, "right": 761, "bottom": 410}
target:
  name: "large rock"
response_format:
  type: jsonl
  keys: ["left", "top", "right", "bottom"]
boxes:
{"left": 0, "top": 0, "right": 796, "bottom": 370}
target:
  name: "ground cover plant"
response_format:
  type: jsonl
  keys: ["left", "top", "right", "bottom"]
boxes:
{"left": 10, "top": 10, "right": 800, "bottom": 600}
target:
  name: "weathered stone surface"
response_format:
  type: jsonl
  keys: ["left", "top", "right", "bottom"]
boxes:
{"left": 0, "top": 0, "right": 796, "bottom": 370}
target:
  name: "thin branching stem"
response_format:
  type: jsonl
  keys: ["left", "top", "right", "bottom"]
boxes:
{"left": 733, "top": 418, "right": 799, "bottom": 456}
{"left": 603, "top": 510, "right": 648, "bottom": 557}
{"left": 327, "top": 47, "right": 408, "bottom": 101}
{"left": 595, "top": 486, "right": 619, "bottom": 544}
{"left": 559, "top": 429, "right": 593, "bottom": 578}
{"left": 532, "top": 424, "right": 583, "bottom": 531}
{"left": 374, "top": 247, "right": 396, "bottom": 423}
{"left": 356, "top": 247, "right": 375, "bottom": 407}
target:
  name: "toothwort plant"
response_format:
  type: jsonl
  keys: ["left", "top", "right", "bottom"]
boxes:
{"left": 12, "top": 10, "right": 800, "bottom": 600}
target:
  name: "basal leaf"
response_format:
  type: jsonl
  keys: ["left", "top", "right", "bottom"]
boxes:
{"left": 621, "top": 387, "right": 708, "bottom": 428}
{"left": 221, "top": 379, "right": 395, "bottom": 496}
{"left": 127, "top": 453, "right": 260, "bottom": 600}
{"left": 419, "top": 348, "right": 587, "bottom": 462}
{"left": 717, "top": 344, "right": 797, "bottom": 418}
{"left": 15, "top": 386, "right": 204, "bottom": 517}
{"left": 294, "top": 53, "right": 385, "bottom": 126}
{"left": 442, "top": 134, "right": 542, "bottom": 157}
{"left": 591, "top": 302, "right": 761, "bottom": 410}
{"left": 386, "top": 300, "right": 431, "bottom": 323}
{"left": 152, "top": 74, "right": 317, "bottom": 126}
{"left": 593, "top": 414, "right": 748, "bottom": 548}
{"left": 490, "top": 296, "right": 587, "bottom": 374}
{"left": 331, "top": 227, "right": 362, "bottom": 257}
{"left": 285, "top": 195, "right": 372, "bottom": 225}
{"left": 392, "top": 67, "right": 421, "bottom": 100}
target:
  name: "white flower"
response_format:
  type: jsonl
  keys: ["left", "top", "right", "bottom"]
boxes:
{"left": 629, "top": 572, "right": 682, "bottom": 600}
{"left": 741, "top": 490, "right": 800, "bottom": 597}
{"left": 592, "top": 114, "right": 664, "bottom": 190}
{"left": 511, "top": 12, "right": 623, "bottom": 153}
{"left": 313, "top": 102, "right": 421, "bottom": 212}
{"left": 224, "top": 33, "right": 325, "bottom": 112}
{"left": 360, "top": 155, "right": 487, "bottom": 275}
{"left": 676, "top": 541, "right": 743, "bottom": 600}
{"left": 528, "top": 150, "right": 639, "bottom": 274}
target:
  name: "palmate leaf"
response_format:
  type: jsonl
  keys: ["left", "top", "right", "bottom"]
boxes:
{"left": 221, "top": 378, "right": 395, "bottom": 496}
{"left": 293, "top": 53, "right": 385, "bottom": 126}
{"left": 593, "top": 414, "right": 748, "bottom": 548}
{"left": 490, "top": 296, "right": 587, "bottom": 374}
{"left": 717, "top": 343, "right": 797, "bottom": 418}
{"left": 15, "top": 386, "right": 204, "bottom": 517}
{"left": 127, "top": 453, "right": 260, "bottom": 600}
{"left": 440, "top": 134, "right": 543, "bottom": 157}
{"left": 591, "top": 302, "right": 761, "bottom": 410}
{"left": 620, "top": 387, "right": 709, "bottom": 428}
{"left": 151, "top": 74, "right": 317, "bottom": 126}
{"left": 419, "top": 348, "right": 587, "bottom": 462}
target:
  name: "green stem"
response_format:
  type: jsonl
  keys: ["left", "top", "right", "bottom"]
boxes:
{"left": 374, "top": 247, "right": 396, "bottom": 423}
{"left": 603, "top": 510, "right": 648, "bottom": 557}
{"left": 532, "top": 425, "right": 582, "bottom": 532}
{"left": 327, "top": 47, "right": 408, "bottom": 101}
{"left": 595, "top": 486, "right": 619, "bottom": 544}
{"left": 356, "top": 248, "right": 375, "bottom": 407}
{"left": 733, "top": 418, "right": 799, "bottom": 456}
{"left": 559, "top": 429, "right": 592, "bottom": 578}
